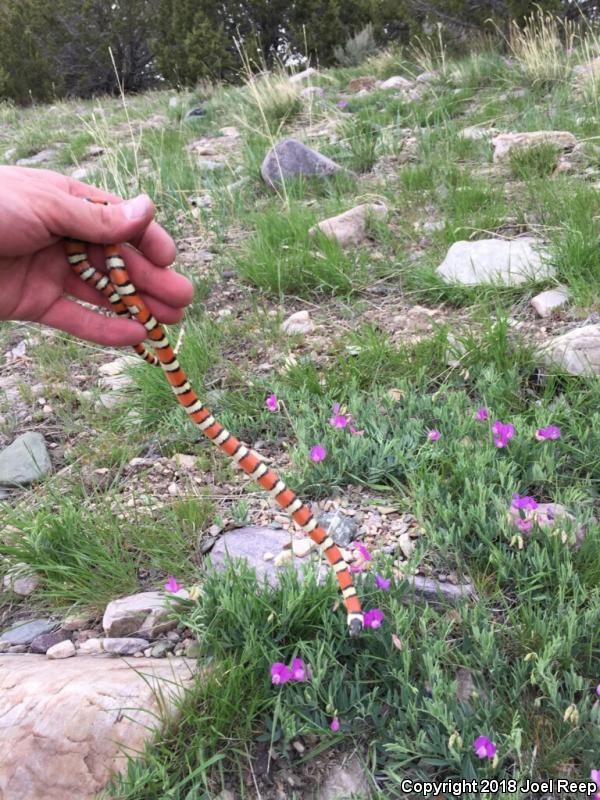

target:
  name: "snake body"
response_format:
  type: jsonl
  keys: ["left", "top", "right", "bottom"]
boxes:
{"left": 65, "top": 200, "right": 363, "bottom": 635}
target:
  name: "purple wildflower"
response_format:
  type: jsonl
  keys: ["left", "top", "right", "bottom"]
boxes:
{"left": 310, "top": 445, "right": 326, "bottom": 462}
{"left": 375, "top": 574, "right": 391, "bottom": 590}
{"left": 535, "top": 425, "right": 561, "bottom": 441}
{"left": 266, "top": 393, "right": 279, "bottom": 412}
{"left": 364, "top": 608, "right": 385, "bottom": 629}
{"left": 271, "top": 662, "right": 293, "bottom": 685}
{"left": 428, "top": 429, "right": 441, "bottom": 441}
{"left": 597, "top": 684, "right": 600, "bottom": 697}
{"left": 330, "top": 717, "right": 340, "bottom": 732}
{"left": 349, "top": 563, "right": 365, "bottom": 573}
{"left": 592, "top": 769, "right": 600, "bottom": 788}
{"left": 475, "top": 407, "right": 489, "bottom": 421}
{"left": 165, "top": 576, "right": 181, "bottom": 593}
{"left": 291, "top": 658, "right": 307, "bottom": 681}
{"left": 517, "top": 518, "right": 533, "bottom": 532}
{"left": 473, "top": 735, "right": 497, "bottom": 759}
{"left": 512, "top": 494, "right": 538, "bottom": 511}
{"left": 329, "top": 403, "right": 349, "bottom": 428}
{"left": 352, "top": 542, "right": 372, "bottom": 561}
{"left": 337, "top": 99, "right": 348, "bottom": 108}
{"left": 492, "top": 420, "right": 515, "bottom": 448}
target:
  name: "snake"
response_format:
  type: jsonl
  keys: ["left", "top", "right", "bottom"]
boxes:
{"left": 65, "top": 198, "right": 364, "bottom": 635}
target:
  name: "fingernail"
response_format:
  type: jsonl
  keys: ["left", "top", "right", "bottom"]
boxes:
{"left": 122, "top": 194, "right": 152, "bottom": 220}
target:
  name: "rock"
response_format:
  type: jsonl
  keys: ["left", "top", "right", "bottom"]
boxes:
{"left": 281, "top": 310, "right": 315, "bottom": 335}
{"left": 398, "top": 532, "right": 415, "bottom": 559}
{"left": 531, "top": 286, "right": 569, "bottom": 317}
{"left": 103, "top": 637, "right": 150, "bottom": 656}
{"left": 379, "top": 75, "right": 413, "bottom": 90}
{"left": 274, "top": 549, "right": 293, "bottom": 567}
{"left": 183, "top": 638, "right": 202, "bottom": 658}
{"left": 185, "top": 107, "right": 206, "bottom": 119}
{"left": 405, "top": 575, "right": 477, "bottom": 603}
{"left": 8, "top": 645, "right": 27, "bottom": 653}
{"left": 62, "top": 613, "right": 92, "bottom": 631}
{"left": 315, "top": 510, "right": 358, "bottom": 548}
{"left": 348, "top": 76, "right": 377, "bottom": 92}
{"left": 456, "top": 667, "right": 477, "bottom": 703}
{"left": 150, "top": 641, "right": 173, "bottom": 658}
{"left": 289, "top": 67, "right": 317, "bottom": 83}
{"left": 189, "top": 194, "right": 212, "bottom": 208}
{"left": 542, "top": 324, "right": 600, "bottom": 376}
{"left": 0, "top": 619, "right": 57, "bottom": 646}
{"left": 47, "top": 640, "right": 76, "bottom": 659}
{"left": 0, "top": 432, "right": 52, "bottom": 486}
{"left": 98, "top": 356, "right": 137, "bottom": 388}
{"left": 220, "top": 126, "right": 239, "bottom": 138}
{"left": 77, "top": 638, "right": 104, "bottom": 655}
{"left": 309, "top": 203, "right": 388, "bottom": 248}
{"left": 416, "top": 70, "right": 437, "bottom": 83}
{"left": 209, "top": 526, "right": 327, "bottom": 588}
{"left": 292, "top": 538, "right": 316, "bottom": 558}
{"left": 261, "top": 139, "right": 347, "bottom": 187}
{"left": 508, "top": 502, "right": 586, "bottom": 546}
{"left": 103, "top": 591, "right": 178, "bottom": 638}
{"left": 0, "top": 654, "right": 195, "bottom": 799}
{"left": 491, "top": 131, "right": 577, "bottom": 163}
{"left": 87, "top": 145, "right": 104, "bottom": 157}
{"left": 436, "top": 238, "right": 553, "bottom": 286}
{"left": 168, "top": 96, "right": 179, "bottom": 108}
{"left": 173, "top": 453, "right": 197, "bottom": 469}
{"left": 573, "top": 57, "right": 600, "bottom": 83}
{"left": 3, "top": 564, "right": 39, "bottom": 596}
{"left": 30, "top": 630, "right": 71, "bottom": 655}
{"left": 16, "top": 148, "right": 57, "bottom": 166}
{"left": 317, "top": 753, "right": 370, "bottom": 799}
{"left": 459, "top": 126, "right": 498, "bottom": 140}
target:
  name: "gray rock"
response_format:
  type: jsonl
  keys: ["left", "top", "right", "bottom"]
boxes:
{"left": 309, "top": 203, "right": 388, "bottom": 248}
{"left": 406, "top": 575, "right": 477, "bottom": 603}
{"left": 16, "top": 148, "right": 57, "bottom": 166}
{"left": 492, "top": 131, "right": 577, "bottom": 163}
{"left": 150, "top": 641, "right": 174, "bottom": 658}
{"left": 103, "top": 637, "right": 150, "bottom": 656}
{"left": 541, "top": 324, "right": 600, "bottom": 376}
{"left": 208, "top": 526, "right": 327, "bottom": 588}
{"left": 185, "top": 107, "right": 206, "bottom": 119}
{"left": 0, "top": 432, "right": 52, "bottom": 486}
{"left": 531, "top": 286, "right": 569, "bottom": 317}
{"left": 379, "top": 75, "right": 413, "bottom": 90}
{"left": 8, "top": 645, "right": 27, "bottom": 653}
{"left": 436, "top": 238, "right": 553, "bottom": 286}
{"left": 102, "top": 591, "right": 179, "bottom": 638}
{"left": 261, "top": 139, "right": 347, "bottom": 187}
{"left": 3, "top": 565, "right": 39, "bottom": 596}
{"left": 0, "top": 619, "right": 58, "bottom": 646}
{"left": 318, "top": 754, "right": 370, "bottom": 799}
{"left": 30, "top": 629, "right": 71, "bottom": 654}
{"left": 315, "top": 510, "right": 358, "bottom": 548}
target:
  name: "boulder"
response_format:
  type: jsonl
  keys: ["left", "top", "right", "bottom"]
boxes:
{"left": 281, "top": 310, "right": 315, "bottom": 335}
{"left": 102, "top": 591, "right": 180, "bottom": 638}
{"left": 491, "top": 131, "right": 577, "bottom": 163}
{"left": 309, "top": 203, "right": 388, "bottom": 248}
{"left": 541, "top": 324, "right": 600, "bottom": 376}
{"left": 530, "top": 286, "right": 569, "bottom": 317}
{"left": 0, "top": 432, "right": 52, "bottom": 486}
{"left": 436, "top": 238, "right": 553, "bottom": 286}
{"left": 261, "top": 139, "right": 347, "bottom": 187}
{"left": 0, "top": 654, "right": 195, "bottom": 800}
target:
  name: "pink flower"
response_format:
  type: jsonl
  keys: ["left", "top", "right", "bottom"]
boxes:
{"left": 535, "top": 425, "right": 561, "bottom": 441}
{"left": 352, "top": 542, "right": 372, "bottom": 561}
{"left": 375, "top": 574, "right": 390, "bottom": 590}
{"left": 348, "top": 423, "right": 365, "bottom": 436}
{"left": 271, "top": 662, "right": 293, "bottom": 685}
{"left": 492, "top": 421, "right": 514, "bottom": 448}
{"left": 364, "top": 608, "right": 385, "bottom": 629}
{"left": 596, "top": 684, "right": 600, "bottom": 697}
{"left": 428, "top": 429, "right": 441, "bottom": 441}
{"left": 473, "top": 735, "right": 496, "bottom": 759}
{"left": 475, "top": 407, "right": 489, "bottom": 421}
{"left": 512, "top": 494, "right": 538, "bottom": 511}
{"left": 517, "top": 518, "right": 533, "bottom": 532}
{"left": 329, "top": 403, "right": 349, "bottom": 428}
{"left": 330, "top": 717, "right": 340, "bottom": 732}
{"left": 266, "top": 393, "right": 279, "bottom": 412}
{"left": 592, "top": 770, "right": 600, "bottom": 795}
{"left": 310, "top": 445, "right": 326, "bottom": 462}
{"left": 337, "top": 100, "right": 348, "bottom": 108}
{"left": 165, "top": 576, "right": 181, "bottom": 593}
{"left": 349, "top": 563, "right": 365, "bottom": 573}
{"left": 291, "top": 658, "right": 307, "bottom": 681}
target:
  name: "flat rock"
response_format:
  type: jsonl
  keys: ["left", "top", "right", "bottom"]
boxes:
{"left": 3, "top": 564, "right": 39, "bottom": 596}
{"left": 261, "top": 139, "right": 347, "bottom": 187}
{"left": 208, "top": 526, "right": 327, "bottom": 588}
{"left": 289, "top": 67, "right": 317, "bottom": 83}
{"left": 0, "top": 654, "right": 195, "bottom": 800}
{"left": 541, "top": 324, "right": 600, "bottom": 376}
{"left": 309, "top": 203, "right": 388, "bottom": 248}
{"left": 102, "top": 591, "right": 179, "bottom": 638}
{"left": 102, "top": 637, "right": 150, "bottom": 656}
{"left": 531, "top": 286, "right": 569, "bottom": 317}
{"left": 16, "top": 148, "right": 57, "bottom": 166}
{"left": 406, "top": 575, "right": 477, "bottom": 603}
{"left": 317, "top": 753, "right": 370, "bottom": 799}
{"left": 0, "top": 432, "right": 51, "bottom": 486}
{"left": 281, "top": 310, "right": 315, "bottom": 335}
{"left": 30, "top": 630, "right": 71, "bottom": 655}
{"left": 491, "top": 131, "right": 576, "bottom": 163}
{"left": 436, "top": 238, "right": 553, "bottom": 286}
{"left": 379, "top": 75, "right": 412, "bottom": 90}
{"left": 0, "top": 619, "right": 57, "bottom": 646}
{"left": 47, "top": 640, "right": 76, "bottom": 659}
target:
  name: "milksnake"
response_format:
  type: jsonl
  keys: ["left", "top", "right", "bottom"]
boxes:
{"left": 65, "top": 198, "right": 364, "bottom": 635}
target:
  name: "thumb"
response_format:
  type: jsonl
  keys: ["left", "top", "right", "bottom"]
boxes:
{"left": 47, "top": 192, "right": 155, "bottom": 244}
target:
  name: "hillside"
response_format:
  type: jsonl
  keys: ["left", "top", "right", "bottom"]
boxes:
{"left": 1, "top": 30, "right": 600, "bottom": 800}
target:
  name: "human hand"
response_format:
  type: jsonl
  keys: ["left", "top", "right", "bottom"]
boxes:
{"left": 0, "top": 166, "right": 194, "bottom": 345}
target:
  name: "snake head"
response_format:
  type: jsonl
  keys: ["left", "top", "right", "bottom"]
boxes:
{"left": 348, "top": 617, "right": 363, "bottom": 637}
